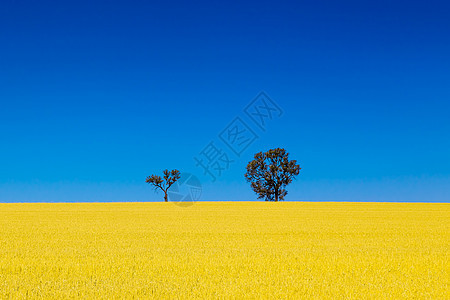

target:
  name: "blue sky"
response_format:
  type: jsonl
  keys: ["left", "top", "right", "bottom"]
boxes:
{"left": 1, "top": 0, "right": 449, "bottom": 202}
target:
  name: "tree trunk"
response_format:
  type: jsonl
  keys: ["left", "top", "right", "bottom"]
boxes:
{"left": 274, "top": 189, "right": 278, "bottom": 202}
{"left": 164, "top": 192, "right": 168, "bottom": 202}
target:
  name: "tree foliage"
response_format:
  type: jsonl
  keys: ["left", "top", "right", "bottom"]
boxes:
{"left": 245, "top": 148, "right": 300, "bottom": 201}
{"left": 146, "top": 169, "right": 181, "bottom": 202}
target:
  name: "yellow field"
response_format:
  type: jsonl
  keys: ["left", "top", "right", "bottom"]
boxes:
{"left": 0, "top": 202, "right": 448, "bottom": 299}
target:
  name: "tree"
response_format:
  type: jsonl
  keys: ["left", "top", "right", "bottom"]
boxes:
{"left": 146, "top": 169, "right": 181, "bottom": 202}
{"left": 245, "top": 148, "right": 300, "bottom": 201}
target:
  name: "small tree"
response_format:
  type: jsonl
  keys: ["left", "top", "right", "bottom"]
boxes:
{"left": 146, "top": 169, "right": 181, "bottom": 202}
{"left": 245, "top": 148, "right": 300, "bottom": 201}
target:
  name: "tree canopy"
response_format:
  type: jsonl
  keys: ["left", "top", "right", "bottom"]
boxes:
{"left": 245, "top": 148, "right": 300, "bottom": 201}
{"left": 146, "top": 169, "right": 181, "bottom": 202}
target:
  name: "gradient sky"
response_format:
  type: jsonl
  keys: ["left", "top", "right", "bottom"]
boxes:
{"left": 1, "top": 0, "right": 449, "bottom": 202}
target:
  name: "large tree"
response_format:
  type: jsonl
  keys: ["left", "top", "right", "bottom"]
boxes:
{"left": 245, "top": 148, "right": 300, "bottom": 201}
{"left": 146, "top": 169, "right": 181, "bottom": 202}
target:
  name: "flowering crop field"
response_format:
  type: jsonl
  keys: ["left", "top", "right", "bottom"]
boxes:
{"left": 0, "top": 202, "right": 448, "bottom": 299}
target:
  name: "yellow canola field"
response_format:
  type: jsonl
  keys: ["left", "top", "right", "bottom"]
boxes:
{"left": 0, "top": 202, "right": 448, "bottom": 299}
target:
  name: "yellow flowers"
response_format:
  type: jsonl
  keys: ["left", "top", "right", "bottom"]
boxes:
{"left": 0, "top": 202, "right": 448, "bottom": 298}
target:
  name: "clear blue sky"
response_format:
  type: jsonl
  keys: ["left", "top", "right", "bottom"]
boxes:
{"left": 1, "top": 0, "right": 449, "bottom": 202}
